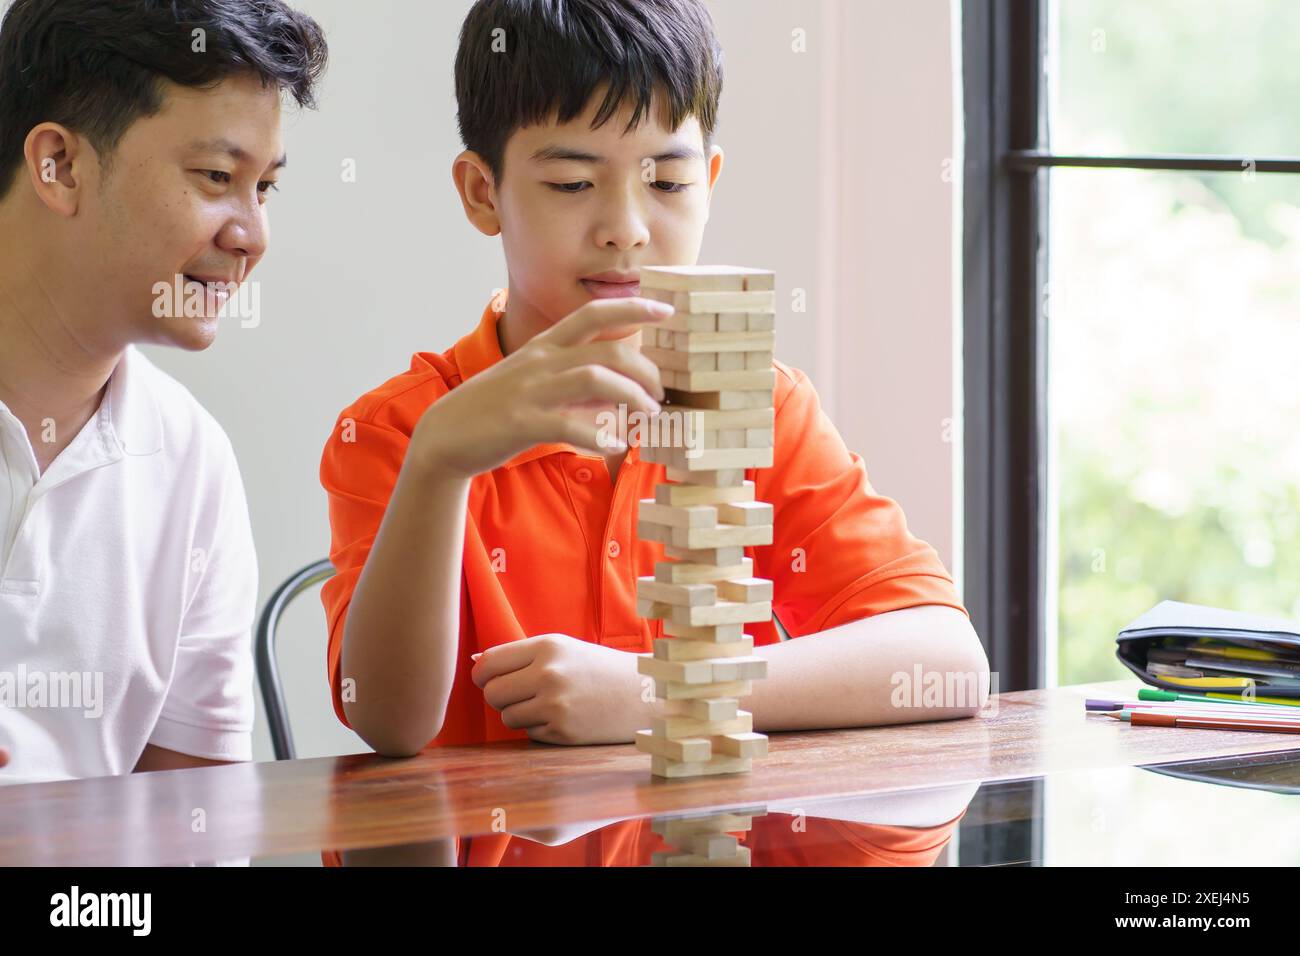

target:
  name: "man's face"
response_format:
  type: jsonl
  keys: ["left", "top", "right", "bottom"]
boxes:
{"left": 492, "top": 88, "right": 723, "bottom": 326}
{"left": 80, "top": 72, "right": 284, "bottom": 351}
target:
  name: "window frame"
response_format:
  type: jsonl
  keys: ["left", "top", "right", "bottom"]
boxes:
{"left": 960, "top": 0, "right": 1300, "bottom": 692}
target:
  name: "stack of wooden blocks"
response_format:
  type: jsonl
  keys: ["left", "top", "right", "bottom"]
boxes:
{"left": 633, "top": 265, "right": 776, "bottom": 779}
{"left": 650, "top": 806, "right": 766, "bottom": 867}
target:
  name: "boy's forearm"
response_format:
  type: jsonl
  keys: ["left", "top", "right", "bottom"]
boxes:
{"left": 341, "top": 445, "right": 471, "bottom": 756}
{"left": 746, "top": 605, "right": 990, "bottom": 732}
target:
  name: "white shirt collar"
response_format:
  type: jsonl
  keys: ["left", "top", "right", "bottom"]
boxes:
{"left": 102, "top": 346, "right": 163, "bottom": 457}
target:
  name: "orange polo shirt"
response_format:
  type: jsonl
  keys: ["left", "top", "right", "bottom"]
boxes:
{"left": 319, "top": 293, "right": 966, "bottom": 746}
{"left": 321, "top": 810, "right": 966, "bottom": 867}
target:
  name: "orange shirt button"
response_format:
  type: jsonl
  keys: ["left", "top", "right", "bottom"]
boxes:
{"left": 606, "top": 539, "right": 621, "bottom": 558}
{"left": 574, "top": 467, "right": 593, "bottom": 483}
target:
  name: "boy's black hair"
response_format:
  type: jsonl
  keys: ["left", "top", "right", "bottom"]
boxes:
{"left": 455, "top": 0, "right": 724, "bottom": 184}
{"left": 0, "top": 0, "right": 329, "bottom": 199}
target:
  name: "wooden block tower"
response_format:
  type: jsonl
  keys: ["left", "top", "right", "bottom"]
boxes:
{"left": 649, "top": 806, "right": 767, "bottom": 866}
{"left": 633, "top": 265, "right": 776, "bottom": 779}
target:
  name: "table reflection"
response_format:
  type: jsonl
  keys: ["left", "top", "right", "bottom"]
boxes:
{"left": 331, "top": 783, "right": 978, "bottom": 867}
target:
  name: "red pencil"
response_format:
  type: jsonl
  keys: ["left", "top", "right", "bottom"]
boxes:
{"left": 1116, "top": 710, "right": 1300, "bottom": 733}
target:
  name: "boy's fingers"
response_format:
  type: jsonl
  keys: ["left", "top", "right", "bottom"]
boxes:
{"left": 536, "top": 365, "right": 660, "bottom": 417}
{"left": 480, "top": 668, "right": 538, "bottom": 712}
{"left": 564, "top": 340, "right": 665, "bottom": 402}
{"left": 470, "top": 640, "right": 538, "bottom": 687}
{"left": 544, "top": 298, "right": 673, "bottom": 348}
{"left": 499, "top": 697, "right": 549, "bottom": 730}
{"left": 539, "top": 413, "right": 619, "bottom": 456}
{"left": 0, "top": 746, "right": 8, "bottom": 768}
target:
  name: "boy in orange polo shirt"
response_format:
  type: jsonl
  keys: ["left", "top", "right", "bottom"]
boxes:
{"left": 320, "top": 0, "right": 989, "bottom": 757}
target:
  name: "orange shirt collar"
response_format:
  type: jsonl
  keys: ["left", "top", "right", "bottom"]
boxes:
{"left": 453, "top": 291, "right": 642, "bottom": 470}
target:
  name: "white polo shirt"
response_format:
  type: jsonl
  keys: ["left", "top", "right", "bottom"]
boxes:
{"left": 0, "top": 346, "right": 257, "bottom": 785}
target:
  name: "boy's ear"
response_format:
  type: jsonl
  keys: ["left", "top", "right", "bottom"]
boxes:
{"left": 23, "top": 123, "right": 87, "bottom": 217}
{"left": 705, "top": 144, "right": 725, "bottom": 215}
{"left": 452, "top": 149, "right": 502, "bottom": 237}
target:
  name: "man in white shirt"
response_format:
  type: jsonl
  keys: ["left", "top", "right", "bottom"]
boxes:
{"left": 0, "top": 0, "right": 328, "bottom": 782}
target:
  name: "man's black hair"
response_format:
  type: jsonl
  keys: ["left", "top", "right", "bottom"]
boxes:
{"left": 0, "top": 0, "right": 329, "bottom": 198}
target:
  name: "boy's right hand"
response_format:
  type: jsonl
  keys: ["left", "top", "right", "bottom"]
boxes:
{"left": 411, "top": 297, "right": 673, "bottom": 479}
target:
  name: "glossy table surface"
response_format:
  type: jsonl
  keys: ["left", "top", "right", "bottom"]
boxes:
{"left": 2, "top": 680, "right": 1297, "bottom": 866}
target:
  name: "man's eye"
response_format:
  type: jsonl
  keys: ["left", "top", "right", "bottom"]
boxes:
{"left": 548, "top": 182, "right": 590, "bottom": 193}
{"left": 203, "top": 170, "right": 233, "bottom": 184}
{"left": 257, "top": 181, "right": 280, "bottom": 194}
{"left": 653, "top": 181, "right": 688, "bottom": 193}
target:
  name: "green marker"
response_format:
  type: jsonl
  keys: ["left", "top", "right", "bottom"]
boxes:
{"left": 1139, "top": 687, "right": 1300, "bottom": 708}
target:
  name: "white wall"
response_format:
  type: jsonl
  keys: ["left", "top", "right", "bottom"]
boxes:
{"left": 125, "top": 0, "right": 957, "bottom": 761}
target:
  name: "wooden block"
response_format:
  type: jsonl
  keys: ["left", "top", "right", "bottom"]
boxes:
{"left": 652, "top": 708, "right": 753, "bottom": 737}
{"left": 650, "top": 847, "right": 752, "bottom": 866}
{"left": 706, "top": 656, "right": 768, "bottom": 681}
{"left": 663, "top": 620, "right": 745, "bottom": 641}
{"left": 746, "top": 313, "right": 775, "bottom": 331}
{"left": 636, "top": 500, "right": 717, "bottom": 528}
{"left": 716, "top": 501, "right": 774, "bottom": 526}
{"left": 669, "top": 523, "right": 773, "bottom": 550}
{"left": 635, "top": 519, "right": 673, "bottom": 546}
{"left": 716, "top": 576, "right": 774, "bottom": 603}
{"left": 650, "top": 754, "right": 752, "bottom": 778}
{"left": 661, "top": 311, "right": 718, "bottom": 333}
{"left": 689, "top": 832, "right": 741, "bottom": 859}
{"left": 642, "top": 346, "right": 716, "bottom": 372}
{"left": 672, "top": 330, "right": 775, "bottom": 354}
{"left": 660, "top": 406, "right": 774, "bottom": 432}
{"left": 716, "top": 351, "right": 746, "bottom": 371}
{"left": 745, "top": 351, "right": 773, "bottom": 370}
{"left": 654, "top": 678, "right": 752, "bottom": 700}
{"left": 665, "top": 388, "right": 772, "bottom": 411}
{"left": 655, "top": 445, "right": 774, "bottom": 473}
{"left": 662, "top": 697, "right": 739, "bottom": 720}
{"left": 642, "top": 289, "right": 776, "bottom": 315}
{"left": 670, "top": 368, "right": 776, "bottom": 393}
{"left": 717, "top": 312, "right": 749, "bottom": 332}
{"left": 655, "top": 479, "right": 756, "bottom": 507}
{"left": 654, "top": 557, "right": 751, "bottom": 584}
{"left": 653, "top": 812, "right": 757, "bottom": 841}
{"left": 667, "top": 599, "right": 772, "bottom": 627}
{"left": 665, "top": 621, "right": 748, "bottom": 642}
{"left": 634, "top": 729, "right": 712, "bottom": 762}
{"left": 640, "top": 654, "right": 766, "bottom": 684}
{"left": 635, "top": 576, "right": 716, "bottom": 607}
{"left": 641, "top": 595, "right": 769, "bottom": 627}
{"left": 713, "top": 732, "right": 769, "bottom": 759}
{"left": 663, "top": 543, "right": 744, "bottom": 565}
{"left": 637, "top": 655, "right": 717, "bottom": 684}
{"left": 744, "top": 428, "right": 774, "bottom": 447}
{"left": 636, "top": 441, "right": 674, "bottom": 466}
{"left": 638, "top": 265, "right": 775, "bottom": 292}
{"left": 699, "top": 428, "right": 746, "bottom": 449}
{"left": 642, "top": 521, "right": 770, "bottom": 550}
{"left": 653, "top": 635, "right": 755, "bottom": 661}
{"left": 664, "top": 466, "right": 747, "bottom": 487}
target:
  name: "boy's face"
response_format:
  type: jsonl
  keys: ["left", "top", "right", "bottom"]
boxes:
{"left": 57, "top": 73, "right": 284, "bottom": 353}
{"left": 476, "top": 87, "right": 723, "bottom": 327}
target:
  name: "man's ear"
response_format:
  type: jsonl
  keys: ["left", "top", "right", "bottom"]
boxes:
{"left": 452, "top": 149, "right": 502, "bottom": 237}
{"left": 23, "top": 123, "right": 86, "bottom": 217}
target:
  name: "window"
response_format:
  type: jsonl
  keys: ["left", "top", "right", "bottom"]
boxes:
{"left": 962, "top": 0, "right": 1300, "bottom": 688}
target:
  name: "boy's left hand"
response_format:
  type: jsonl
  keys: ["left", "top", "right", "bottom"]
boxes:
{"left": 470, "top": 635, "right": 654, "bottom": 745}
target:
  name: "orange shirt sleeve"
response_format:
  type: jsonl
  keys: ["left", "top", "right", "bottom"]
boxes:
{"left": 754, "top": 362, "right": 967, "bottom": 637}
{"left": 318, "top": 408, "right": 423, "bottom": 729}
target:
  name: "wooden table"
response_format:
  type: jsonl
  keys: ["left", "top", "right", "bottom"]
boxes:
{"left": 2, "top": 680, "right": 1296, "bottom": 865}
